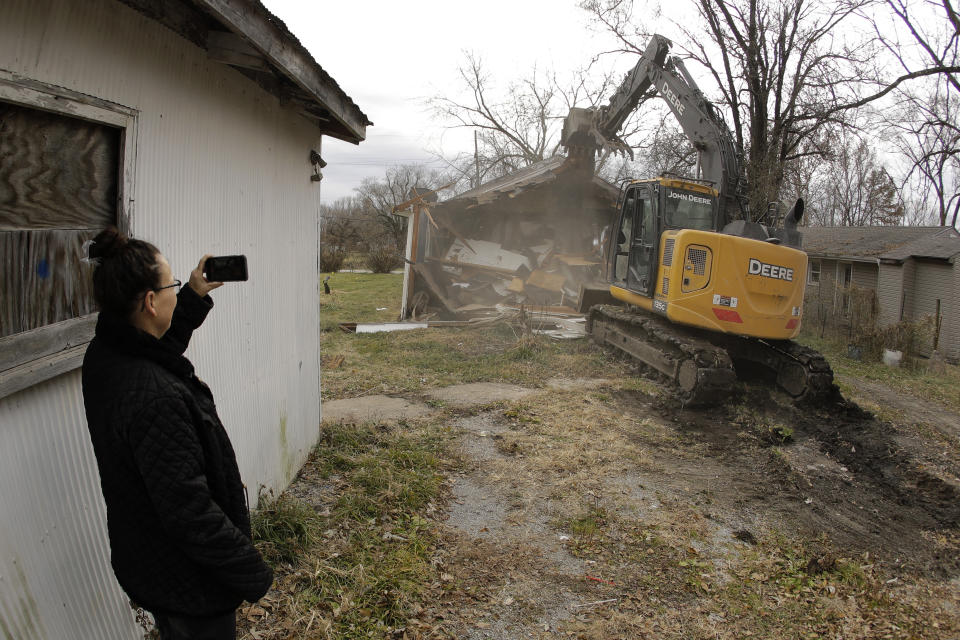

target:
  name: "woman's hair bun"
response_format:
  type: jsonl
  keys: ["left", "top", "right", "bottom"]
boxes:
{"left": 89, "top": 226, "right": 128, "bottom": 260}
{"left": 88, "top": 227, "right": 162, "bottom": 317}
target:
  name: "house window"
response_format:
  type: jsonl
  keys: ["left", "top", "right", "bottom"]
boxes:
{"left": 0, "top": 73, "right": 137, "bottom": 399}
{"left": 808, "top": 260, "right": 821, "bottom": 284}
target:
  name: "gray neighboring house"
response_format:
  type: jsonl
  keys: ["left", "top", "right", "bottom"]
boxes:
{"left": 801, "top": 226, "right": 960, "bottom": 362}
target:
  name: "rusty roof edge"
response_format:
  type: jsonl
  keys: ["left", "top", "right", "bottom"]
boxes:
{"left": 193, "top": 0, "right": 372, "bottom": 142}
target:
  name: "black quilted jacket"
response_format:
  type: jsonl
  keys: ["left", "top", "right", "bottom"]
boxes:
{"left": 82, "top": 286, "right": 273, "bottom": 616}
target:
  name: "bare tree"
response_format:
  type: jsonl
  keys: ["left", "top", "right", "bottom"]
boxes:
{"left": 354, "top": 164, "right": 451, "bottom": 251}
{"left": 874, "top": 0, "right": 960, "bottom": 227}
{"left": 889, "top": 83, "right": 960, "bottom": 226}
{"left": 869, "top": 0, "right": 960, "bottom": 100}
{"left": 583, "top": 0, "right": 960, "bottom": 222}
{"left": 584, "top": 0, "right": 891, "bottom": 216}
{"left": 822, "top": 132, "right": 905, "bottom": 226}
{"left": 780, "top": 131, "right": 833, "bottom": 223}
{"left": 319, "top": 196, "right": 366, "bottom": 252}
{"left": 430, "top": 54, "right": 623, "bottom": 187}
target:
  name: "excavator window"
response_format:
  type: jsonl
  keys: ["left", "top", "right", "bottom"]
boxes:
{"left": 627, "top": 195, "right": 654, "bottom": 292}
{"left": 612, "top": 192, "right": 635, "bottom": 284}
{"left": 662, "top": 188, "right": 715, "bottom": 231}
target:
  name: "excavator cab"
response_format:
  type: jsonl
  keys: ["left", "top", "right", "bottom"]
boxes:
{"left": 609, "top": 178, "right": 718, "bottom": 298}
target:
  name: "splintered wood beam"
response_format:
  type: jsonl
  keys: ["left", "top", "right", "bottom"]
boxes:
{"left": 413, "top": 263, "right": 457, "bottom": 313}
{"left": 207, "top": 30, "right": 271, "bottom": 72}
{"left": 421, "top": 206, "right": 439, "bottom": 230}
{"left": 391, "top": 181, "right": 456, "bottom": 213}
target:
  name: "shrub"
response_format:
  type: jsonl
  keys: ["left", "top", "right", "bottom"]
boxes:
{"left": 802, "top": 281, "right": 878, "bottom": 341}
{"left": 319, "top": 247, "right": 345, "bottom": 273}
{"left": 854, "top": 316, "right": 935, "bottom": 366}
{"left": 365, "top": 245, "right": 402, "bottom": 273}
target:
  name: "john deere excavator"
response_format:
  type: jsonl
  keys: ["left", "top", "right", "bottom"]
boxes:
{"left": 562, "top": 34, "right": 833, "bottom": 404}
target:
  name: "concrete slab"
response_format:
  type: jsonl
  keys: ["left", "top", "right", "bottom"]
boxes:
{"left": 424, "top": 382, "right": 537, "bottom": 407}
{"left": 321, "top": 395, "right": 432, "bottom": 423}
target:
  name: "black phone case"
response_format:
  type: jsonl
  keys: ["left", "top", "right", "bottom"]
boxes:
{"left": 206, "top": 255, "right": 248, "bottom": 281}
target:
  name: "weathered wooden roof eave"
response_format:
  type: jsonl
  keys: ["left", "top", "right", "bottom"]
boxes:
{"left": 116, "top": 0, "right": 371, "bottom": 143}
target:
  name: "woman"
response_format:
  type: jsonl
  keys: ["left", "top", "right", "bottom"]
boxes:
{"left": 81, "top": 227, "right": 273, "bottom": 640}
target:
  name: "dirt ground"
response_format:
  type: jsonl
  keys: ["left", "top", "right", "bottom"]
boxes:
{"left": 305, "top": 367, "right": 960, "bottom": 638}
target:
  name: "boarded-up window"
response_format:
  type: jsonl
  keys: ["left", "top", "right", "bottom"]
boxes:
{"left": 0, "top": 101, "right": 120, "bottom": 338}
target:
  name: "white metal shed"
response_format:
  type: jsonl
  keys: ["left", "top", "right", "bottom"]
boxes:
{"left": 0, "top": 1, "right": 370, "bottom": 637}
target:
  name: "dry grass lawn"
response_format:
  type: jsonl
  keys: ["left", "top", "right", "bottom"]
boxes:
{"left": 237, "top": 273, "right": 960, "bottom": 639}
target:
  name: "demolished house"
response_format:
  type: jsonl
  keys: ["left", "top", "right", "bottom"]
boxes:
{"left": 399, "top": 156, "right": 619, "bottom": 321}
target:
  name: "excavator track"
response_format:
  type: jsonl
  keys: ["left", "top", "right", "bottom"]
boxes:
{"left": 587, "top": 304, "right": 834, "bottom": 405}
{"left": 587, "top": 304, "right": 737, "bottom": 405}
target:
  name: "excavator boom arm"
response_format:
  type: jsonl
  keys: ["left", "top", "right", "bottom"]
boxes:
{"left": 561, "top": 34, "right": 745, "bottom": 224}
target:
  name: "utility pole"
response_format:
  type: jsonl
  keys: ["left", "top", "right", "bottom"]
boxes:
{"left": 474, "top": 129, "right": 481, "bottom": 188}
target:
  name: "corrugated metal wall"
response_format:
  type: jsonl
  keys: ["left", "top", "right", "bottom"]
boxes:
{"left": 0, "top": 0, "right": 325, "bottom": 636}
{"left": 0, "top": 372, "right": 137, "bottom": 639}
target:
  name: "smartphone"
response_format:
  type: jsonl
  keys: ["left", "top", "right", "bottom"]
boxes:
{"left": 205, "top": 255, "right": 248, "bottom": 282}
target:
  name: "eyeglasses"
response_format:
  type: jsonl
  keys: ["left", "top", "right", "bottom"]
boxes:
{"left": 156, "top": 279, "right": 182, "bottom": 294}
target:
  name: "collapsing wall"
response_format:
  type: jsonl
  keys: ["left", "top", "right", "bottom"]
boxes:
{"left": 401, "top": 157, "right": 619, "bottom": 319}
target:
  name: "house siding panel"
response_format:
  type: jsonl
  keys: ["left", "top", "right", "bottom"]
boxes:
{"left": 912, "top": 262, "right": 957, "bottom": 360}
{"left": 0, "top": 0, "right": 327, "bottom": 636}
{"left": 851, "top": 262, "right": 878, "bottom": 290}
{"left": 950, "top": 262, "right": 960, "bottom": 362}
{"left": 877, "top": 263, "right": 904, "bottom": 326}
{"left": 803, "top": 258, "right": 836, "bottom": 319}
{"left": 901, "top": 259, "right": 917, "bottom": 321}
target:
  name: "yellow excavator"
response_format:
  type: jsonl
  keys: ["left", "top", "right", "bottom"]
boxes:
{"left": 562, "top": 35, "right": 832, "bottom": 404}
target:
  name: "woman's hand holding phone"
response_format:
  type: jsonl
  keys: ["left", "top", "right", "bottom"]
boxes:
{"left": 188, "top": 255, "right": 224, "bottom": 297}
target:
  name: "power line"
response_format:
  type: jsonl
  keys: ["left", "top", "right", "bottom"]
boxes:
{"left": 327, "top": 159, "right": 449, "bottom": 166}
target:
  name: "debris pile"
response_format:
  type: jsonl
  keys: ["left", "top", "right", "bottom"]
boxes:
{"left": 400, "top": 157, "right": 619, "bottom": 320}
{"left": 412, "top": 232, "right": 606, "bottom": 317}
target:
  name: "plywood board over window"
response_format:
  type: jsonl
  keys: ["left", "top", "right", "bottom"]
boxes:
{"left": 0, "top": 72, "right": 137, "bottom": 399}
{"left": 0, "top": 102, "right": 120, "bottom": 336}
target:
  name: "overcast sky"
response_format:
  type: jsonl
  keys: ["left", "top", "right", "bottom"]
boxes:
{"left": 260, "top": 0, "right": 615, "bottom": 203}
